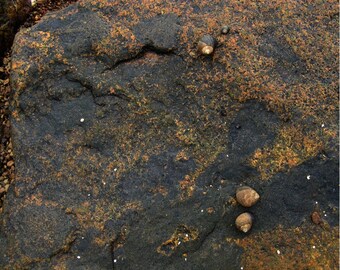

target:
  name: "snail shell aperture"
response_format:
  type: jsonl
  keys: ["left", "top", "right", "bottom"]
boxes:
{"left": 235, "top": 212, "right": 253, "bottom": 233}
{"left": 197, "top": 34, "right": 217, "bottom": 55}
{"left": 236, "top": 186, "right": 260, "bottom": 207}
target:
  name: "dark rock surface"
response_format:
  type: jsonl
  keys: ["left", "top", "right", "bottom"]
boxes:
{"left": 0, "top": 0, "right": 338, "bottom": 269}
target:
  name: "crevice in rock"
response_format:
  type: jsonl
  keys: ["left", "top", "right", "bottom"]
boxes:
{"left": 65, "top": 76, "right": 104, "bottom": 106}
{"left": 101, "top": 44, "right": 182, "bottom": 74}
{"left": 48, "top": 229, "right": 79, "bottom": 260}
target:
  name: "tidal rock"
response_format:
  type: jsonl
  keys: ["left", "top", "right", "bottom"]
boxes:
{"left": 0, "top": 0, "right": 338, "bottom": 269}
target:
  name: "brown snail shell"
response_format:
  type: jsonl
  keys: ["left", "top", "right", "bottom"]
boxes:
{"left": 236, "top": 186, "right": 260, "bottom": 207}
{"left": 197, "top": 34, "right": 217, "bottom": 55}
{"left": 235, "top": 212, "right": 253, "bottom": 233}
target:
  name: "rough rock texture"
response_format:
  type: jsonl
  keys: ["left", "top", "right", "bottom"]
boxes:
{"left": 0, "top": 0, "right": 339, "bottom": 269}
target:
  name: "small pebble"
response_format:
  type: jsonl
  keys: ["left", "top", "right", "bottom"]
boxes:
{"left": 312, "top": 245, "right": 316, "bottom": 249}
{"left": 77, "top": 256, "right": 81, "bottom": 259}
{"left": 185, "top": 258, "right": 187, "bottom": 261}
{"left": 307, "top": 175, "right": 311, "bottom": 180}
{"left": 311, "top": 211, "right": 322, "bottom": 225}
{"left": 201, "top": 209, "right": 204, "bottom": 213}
{"left": 114, "top": 259, "right": 117, "bottom": 263}
{"left": 321, "top": 124, "right": 325, "bottom": 127}
{"left": 80, "top": 118, "right": 84, "bottom": 122}
{"left": 114, "top": 168, "right": 118, "bottom": 172}
{"left": 6, "top": 160, "right": 14, "bottom": 167}
{"left": 276, "top": 250, "right": 281, "bottom": 255}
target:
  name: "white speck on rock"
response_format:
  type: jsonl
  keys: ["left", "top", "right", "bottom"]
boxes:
{"left": 312, "top": 245, "right": 316, "bottom": 249}
{"left": 276, "top": 250, "right": 281, "bottom": 255}
{"left": 88, "top": 194, "right": 91, "bottom": 197}
{"left": 321, "top": 124, "right": 325, "bottom": 127}
{"left": 178, "top": 241, "right": 181, "bottom": 245}
{"left": 114, "top": 259, "right": 117, "bottom": 263}
{"left": 80, "top": 118, "right": 85, "bottom": 122}
{"left": 240, "top": 267, "right": 244, "bottom": 270}
{"left": 315, "top": 201, "right": 318, "bottom": 204}
{"left": 114, "top": 168, "right": 118, "bottom": 172}
{"left": 201, "top": 209, "right": 204, "bottom": 213}
{"left": 307, "top": 175, "right": 311, "bottom": 180}
{"left": 77, "top": 256, "right": 81, "bottom": 259}
{"left": 185, "top": 258, "right": 187, "bottom": 261}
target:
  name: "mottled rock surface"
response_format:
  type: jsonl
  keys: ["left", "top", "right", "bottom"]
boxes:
{"left": 0, "top": 0, "right": 338, "bottom": 269}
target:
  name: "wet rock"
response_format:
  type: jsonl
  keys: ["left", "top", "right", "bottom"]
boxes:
{"left": 251, "top": 157, "right": 339, "bottom": 230}
{"left": 4, "top": 205, "right": 77, "bottom": 259}
{"left": 229, "top": 101, "right": 279, "bottom": 159}
{"left": 133, "top": 13, "right": 180, "bottom": 52}
{"left": 0, "top": 0, "right": 338, "bottom": 269}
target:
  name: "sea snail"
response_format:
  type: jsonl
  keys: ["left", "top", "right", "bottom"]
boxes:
{"left": 236, "top": 186, "right": 260, "bottom": 208}
{"left": 197, "top": 34, "right": 217, "bottom": 55}
{"left": 221, "top": 25, "right": 230, "bottom": 35}
{"left": 235, "top": 212, "right": 253, "bottom": 233}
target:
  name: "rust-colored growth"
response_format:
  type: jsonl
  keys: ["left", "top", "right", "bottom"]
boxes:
{"left": 179, "top": 175, "right": 196, "bottom": 199}
{"left": 113, "top": 225, "right": 129, "bottom": 251}
{"left": 206, "top": 207, "right": 215, "bottom": 214}
{"left": 175, "top": 150, "right": 189, "bottom": 161}
{"left": 236, "top": 186, "right": 260, "bottom": 207}
{"left": 227, "top": 196, "right": 238, "bottom": 206}
{"left": 157, "top": 224, "right": 199, "bottom": 256}
{"left": 149, "top": 185, "right": 168, "bottom": 196}
{"left": 249, "top": 124, "right": 325, "bottom": 180}
{"left": 235, "top": 225, "right": 339, "bottom": 270}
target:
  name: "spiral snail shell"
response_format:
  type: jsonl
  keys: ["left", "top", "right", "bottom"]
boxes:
{"left": 221, "top": 25, "right": 230, "bottom": 35}
{"left": 236, "top": 186, "right": 260, "bottom": 207}
{"left": 197, "top": 34, "right": 217, "bottom": 55}
{"left": 235, "top": 212, "right": 253, "bottom": 233}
